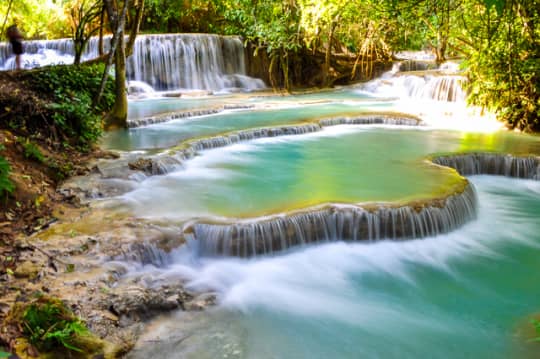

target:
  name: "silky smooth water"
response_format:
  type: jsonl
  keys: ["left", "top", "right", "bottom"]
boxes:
{"left": 97, "top": 80, "right": 540, "bottom": 358}
{"left": 112, "top": 125, "right": 539, "bottom": 220}
{"left": 128, "top": 176, "right": 540, "bottom": 359}
{"left": 102, "top": 100, "right": 393, "bottom": 151}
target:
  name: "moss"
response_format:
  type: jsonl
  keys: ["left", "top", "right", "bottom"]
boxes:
{"left": 4, "top": 296, "right": 113, "bottom": 359}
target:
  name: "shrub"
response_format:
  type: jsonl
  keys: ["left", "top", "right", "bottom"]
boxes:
{"left": 19, "top": 139, "right": 46, "bottom": 163}
{"left": 21, "top": 297, "right": 89, "bottom": 353}
{"left": 0, "top": 145, "right": 15, "bottom": 200}
{"left": 27, "top": 64, "right": 115, "bottom": 151}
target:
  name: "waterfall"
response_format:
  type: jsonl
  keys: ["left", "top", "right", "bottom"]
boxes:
{"left": 363, "top": 60, "right": 466, "bottom": 103}
{"left": 0, "top": 34, "right": 266, "bottom": 92}
{"left": 181, "top": 152, "right": 539, "bottom": 258}
{"left": 403, "top": 75, "right": 466, "bottom": 102}
{"left": 433, "top": 153, "right": 540, "bottom": 179}
{"left": 119, "top": 241, "right": 172, "bottom": 267}
{"left": 126, "top": 34, "right": 265, "bottom": 91}
{"left": 186, "top": 183, "right": 477, "bottom": 257}
{"left": 133, "top": 114, "right": 423, "bottom": 175}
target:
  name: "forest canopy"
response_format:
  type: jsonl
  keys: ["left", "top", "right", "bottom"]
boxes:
{"left": 1, "top": 0, "right": 539, "bottom": 131}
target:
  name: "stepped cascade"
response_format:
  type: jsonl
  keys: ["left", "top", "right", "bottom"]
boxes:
{"left": 0, "top": 34, "right": 266, "bottom": 92}
{"left": 363, "top": 61, "right": 466, "bottom": 103}
{"left": 187, "top": 183, "right": 477, "bottom": 257}
{"left": 432, "top": 153, "right": 540, "bottom": 179}
{"left": 183, "top": 153, "right": 539, "bottom": 258}
{"left": 134, "top": 115, "right": 422, "bottom": 175}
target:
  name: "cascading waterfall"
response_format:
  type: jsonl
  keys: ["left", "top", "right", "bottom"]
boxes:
{"left": 0, "top": 34, "right": 266, "bottom": 92}
{"left": 363, "top": 61, "right": 466, "bottom": 103}
{"left": 433, "top": 153, "right": 540, "bottom": 179}
{"left": 127, "top": 34, "right": 265, "bottom": 91}
{"left": 401, "top": 74, "right": 466, "bottom": 102}
{"left": 135, "top": 114, "right": 422, "bottom": 175}
{"left": 182, "top": 153, "right": 539, "bottom": 258}
{"left": 186, "top": 183, "right": 477, "bottom": 257}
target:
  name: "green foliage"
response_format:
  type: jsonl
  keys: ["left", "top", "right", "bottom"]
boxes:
{"left": 0, "top": 145, "right": 15, "bottom": 200}
{"left": 530, "top": 318, "right": 540, "bottom": 342}
{"left": 0, "top": 0, "right": 69, "bottom": 39}
{"left": 47, "top": 158, "right": 74, "bottom": 181}
{"left": 462, "top": 0, "right": 540, "bottom": 132}
{"left": 22, "top": 297, "right": 89, "bottom": 353}
{"left": 28, "top": 64, "right": 115, "bottom": 150}
{"left": 19, "top": 139, "right": 45, "bottom": 163}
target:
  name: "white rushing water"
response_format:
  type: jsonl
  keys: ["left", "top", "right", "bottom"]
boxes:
{"left": 127, "top": 176, "right": 540, "bottom": 358}
{"left": 0, "top": 34, "right": 266, "bottom": 92}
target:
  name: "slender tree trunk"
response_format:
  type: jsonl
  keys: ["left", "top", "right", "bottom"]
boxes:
{"left": 107, "top": 31, "right": 128, "bottom": 129}
{"left": 93, "top": 0, "right": 129, "bottom": 119}
{"left": 126, "top": 0, "right": 144, "bottom": 57}
{"left": 323, "top": 20, "right": 337, "bottom": 87}
{"left": 98, "top": 4, "right": 105, "bottom": 56}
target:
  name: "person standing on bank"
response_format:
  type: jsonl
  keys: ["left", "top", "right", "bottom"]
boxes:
{"left": 6, "top": 24, "right": 23, "bottom": 70}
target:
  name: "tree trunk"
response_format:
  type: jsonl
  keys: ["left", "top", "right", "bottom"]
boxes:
{"left": 126, "top": 0, "right": 145, "bottom": 57}
{"left": 98, "top": 4, "right": 105, "bottom": 56}
{"left": 106, "top": 30, "right": 128, "bottom": 129}
{"left": 322, "top": 21, "right": 336, "bottom": 87}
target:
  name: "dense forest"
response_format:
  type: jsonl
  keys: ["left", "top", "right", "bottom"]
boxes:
{"left": 1, "top": 0, "right": 539, "bottom": 131}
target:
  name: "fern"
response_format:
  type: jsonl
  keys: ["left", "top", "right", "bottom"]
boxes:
{"left": 0, "top": 145, "right": 15, "bottom": 199}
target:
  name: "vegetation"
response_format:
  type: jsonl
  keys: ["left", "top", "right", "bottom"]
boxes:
{"left": 22, "top": 298, "right": 89, "bottom": 353}
{"left": 1, "top": 0, "right": 539, "bottom": 130}
{"left": 461, "top": 0, "right": 540, "bottom": 132}
{"left": 18, "top": 63, "right": 114, "bottom": 150}
{"left": 531, "top": 318, "right": 540, "bottom": 342}
{"left": 4, "top": 295, "right": 108, "bottom": 357}
{"left": 0, "top": 145, "right": 14, "bottom": 200}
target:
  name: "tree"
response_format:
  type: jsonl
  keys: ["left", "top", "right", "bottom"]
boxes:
{"left": 95, "top": 0, "right": 144, "bottom": 129}
{"left": 69, "top": 0, "right": 102, "bottom": 65}
{"left": 461, "top": 0, "right": 540, "bottom": 131}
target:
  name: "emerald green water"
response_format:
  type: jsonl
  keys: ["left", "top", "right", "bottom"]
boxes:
{"left": 106, "top": 92, "right": 540, "bottom": 359}
{"left": 105, "top": 95, "right": 390, "bottom": 151}
{"left": 128, "top": 177, "right": 540, "bottom": 359}
{"left": 118, "top": 126, "right": 539, "bottom": 219}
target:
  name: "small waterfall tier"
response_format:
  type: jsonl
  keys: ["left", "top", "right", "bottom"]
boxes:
{"left": 363, "top": 61, "right": 466, "bottom": 103}
{"left": 397, "top": 74, "right": 466, "bottom": 102}
{"left": 133, "top": 114, "right": 423, "bottom": 175}
{"left": 180, "top": 152, "right": 539, "bottom": 258}
{"left": 0, "top": 34, "right": 266, "bottom": 92}
{"left": 433, "top": 153, "right": 540, "bottom": 179}
{"left": 186, "top": 182, "right": 477, "bottom": 257}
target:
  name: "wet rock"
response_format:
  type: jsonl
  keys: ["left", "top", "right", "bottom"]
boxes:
{"left": 128, "top": 158, "right": 155, "bottom": 175}
{"left": 183, "top": 293, "right": 217, "bottom": 311}
{"left": 106, "top": 285, "right": 190, "bottom": 320}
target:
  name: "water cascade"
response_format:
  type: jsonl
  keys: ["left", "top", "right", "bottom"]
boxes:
{"left": 0, "top": 34, "right": 266, "bottom": 92}
{"left": 433, "top": 153, "right": 540, "bottom": 179}
{"left": 363, "top": 61, "right": 467, "bottom": 103}
{"left": 182, "top": 153, "right": 539, "bottom": 258}
{"left": 135, "top": 114, "right": 422, "bottom": 175}
{"left": 187, "top": 183, "right": 477, "bottom": 257}
{"left": 398, "top": 74, "right": 466, "bottom": 102}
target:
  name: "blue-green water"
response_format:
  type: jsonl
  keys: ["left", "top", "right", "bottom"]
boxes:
{"left": 105, "top": 91, "right": 540, "bottom": 359}
{"left": 116, "top": 125, "right": 539, "bottom": 219}
{"left": 103, "top": 100, "right": 392, "bottom": 151}
{"left": 128, "top": 177, "right": 540, "bottom": 359}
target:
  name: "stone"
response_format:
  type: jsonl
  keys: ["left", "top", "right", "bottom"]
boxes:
{"left": 13, "top": 261, "right": 40, "bottom": 279}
